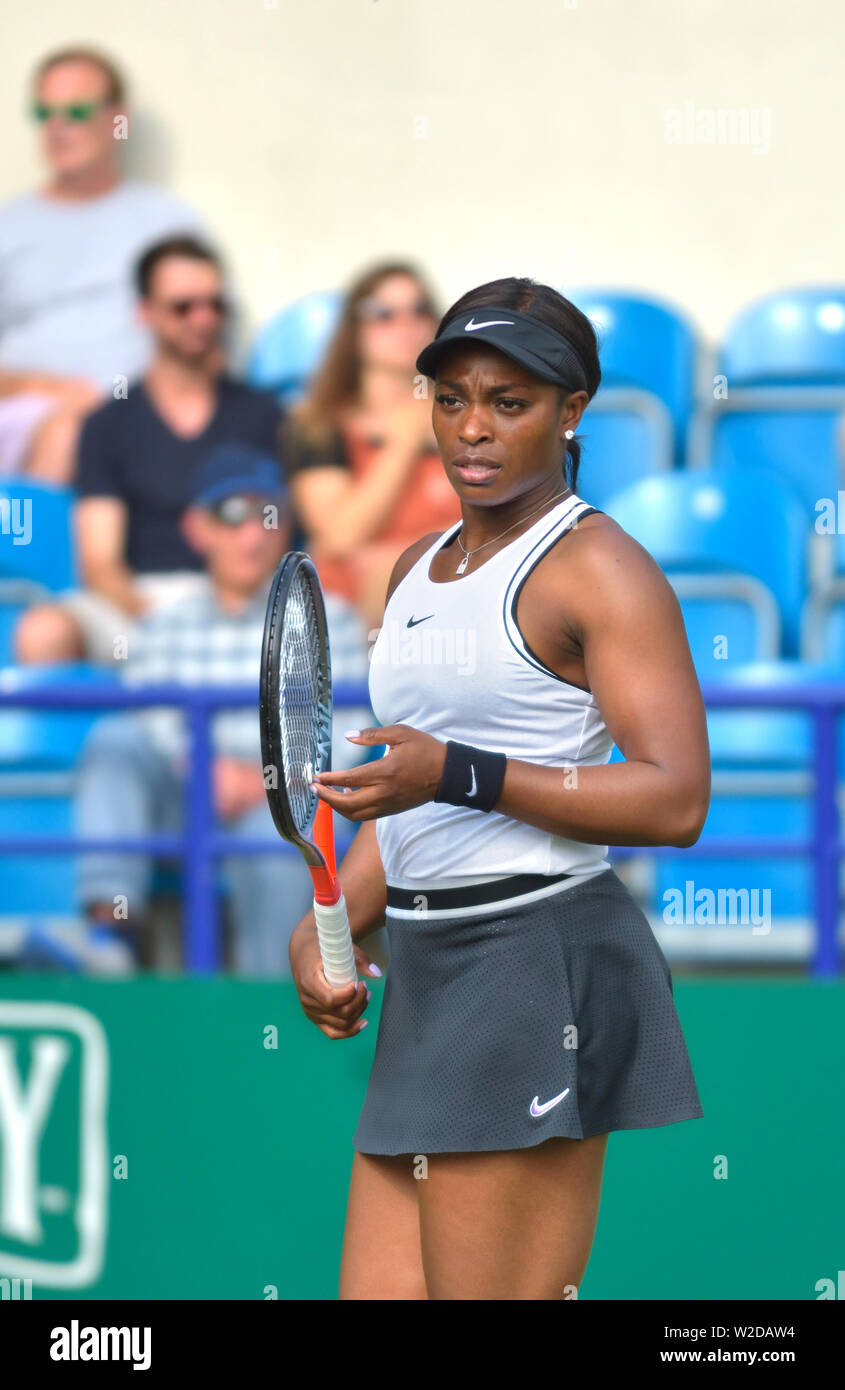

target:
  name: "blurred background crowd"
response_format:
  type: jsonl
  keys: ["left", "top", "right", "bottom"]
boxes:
{"left": 0, "top": 44, "right": 467, "bottom": 975}
{"left": 1, "top": 26, "right": 844, "bottom": 980}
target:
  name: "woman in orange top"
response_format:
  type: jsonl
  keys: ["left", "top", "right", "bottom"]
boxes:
{"left": 278, "top": 261, "right": 461, "bottom": 634}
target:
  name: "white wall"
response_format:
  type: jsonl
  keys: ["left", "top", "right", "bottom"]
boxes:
{"left": 3, "top": 0, "right": 842, "bottom": 349}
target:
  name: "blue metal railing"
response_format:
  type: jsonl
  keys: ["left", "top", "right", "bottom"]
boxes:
{"left": 0, "top": 680, "right": 842, "bottom": 976}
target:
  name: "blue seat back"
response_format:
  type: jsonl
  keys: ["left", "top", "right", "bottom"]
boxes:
{"left": 575, "top": 405, "right": 671, "bottom": 509}
{"left": 0, "top": 663, "right": 119, "bottom": 771}
{"left": 0, "top": 797, "right": 77, "bottom": 915}
{"left": 655, "top": 793, "right": 812, "bottom": 922}
{"left": 710, "top": 408, "right": 842, "bottom": 515}
{"left": 604, "top": 469, "right": 808, "bottom": 653}
{"left": 569, "top": 289, "right": 697, "bottom": 445}
{"left": 0, "top": 664, "right": 121, "bottom": 922}
{"left": 720, "top": 287, "right": 845, "bottom": 386}
{"left": 705, "top": 660, "right": 845, "bottom": 772}
{"left": 677, "top": 593, "right": 774, "bottom": 676}
{"left": 246, "top": 290, "right": 343, "bottom": 404}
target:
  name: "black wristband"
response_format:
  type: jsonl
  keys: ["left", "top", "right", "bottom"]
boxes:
{"left": 433, "top": 740, "right": 507, "bottom": 812}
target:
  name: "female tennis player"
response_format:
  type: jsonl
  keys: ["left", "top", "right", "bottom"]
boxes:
{"left": 288, "top": 276, "right": 710, "bottom": 1301}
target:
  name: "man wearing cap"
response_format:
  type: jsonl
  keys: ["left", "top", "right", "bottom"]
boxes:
{"left": 18, "top": 446, "right": 372, "bottom": 975}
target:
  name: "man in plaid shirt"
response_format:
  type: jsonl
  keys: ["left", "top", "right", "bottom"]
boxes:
{"left": 69, "top": 443, "right": 372, "bottom": 974}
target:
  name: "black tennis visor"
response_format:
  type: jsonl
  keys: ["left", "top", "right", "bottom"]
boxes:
{"left": 416, "top": 306, "right": 589, "bottom": 392}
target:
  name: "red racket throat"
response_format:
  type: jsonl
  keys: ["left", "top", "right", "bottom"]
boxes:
{"left": 310, "top": 797, "right": 341, "bottom": 905}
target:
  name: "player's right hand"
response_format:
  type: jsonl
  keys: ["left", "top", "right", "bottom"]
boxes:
{"left": 289, "top": 919, "right": 380, "bottom": 1039}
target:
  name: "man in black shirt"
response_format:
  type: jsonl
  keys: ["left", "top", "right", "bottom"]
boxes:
{"left": 15, "top": 234, "right": 284, "bottom": 664}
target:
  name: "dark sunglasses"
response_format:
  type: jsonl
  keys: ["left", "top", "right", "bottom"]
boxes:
{"left": 206, "top": 495, "right": 272, "bottom": 526}
{"left": 357, "top": 298, "right": 434, "bottom": 324}
{"left": 31, "top": 99, "right": 111, "bottom": 123}
{"left": 160, "top": 295, "right": 230, "bottom": 318}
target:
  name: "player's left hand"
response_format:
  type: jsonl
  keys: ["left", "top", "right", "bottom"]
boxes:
{"left": 310, "top": 724, "right": 447, "bottom": 821}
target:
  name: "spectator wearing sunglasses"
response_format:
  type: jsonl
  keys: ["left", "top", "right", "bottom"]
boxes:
{"left": 278, "top": 261, "right": 461, "bottom": 635}
{"left": 17, "top": 443, "right": 373, "bottom": 975}
{"left": 15, "top": 235, "right": 284, "bottom": 667}
{"left": 0, "top": 47, "right": 209, "bottom": 482}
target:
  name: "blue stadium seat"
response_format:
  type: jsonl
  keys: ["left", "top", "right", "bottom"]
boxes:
{"left": 246, "top": 290, "right": 343, "bottom": 405}
{"left": 669, "top": 574, "right": 779, "bottom": 675}
{"left": 648, "top": 658, "right": 845, "bottom": 961}
{"left": 569, "top": 289, "right": 698, "bottom": 453}
{"left": 604, "top": 468, "right": 809, "bottom": 656}
{"left": 688, "top": 287, "right": 845, "bottom": 515}
{"left": 574, "top": 404, "right": 672, "bottom": 511}
{"left": 0, "top": 796, "right": 79, "bottom": 918}
{"left": 0, "top": 481, "right": 77, "bottom": 593}
{"left": 0, "top": 664, "right": 117, "bottom": 927}
{"left": 704, "top": 409, "right": 842, "bottom": 517}
{"left": 704, "top": 657, "right": 845, "bottom": 770}
{"left": 653, "top": 793, "right": 814, "bottom": 959}
{"left": 612, "top": 659, "right": 841, "bottom": 769}
{"left": 719, "top": 286, "right": 845, "bottom": 386}
{"left": 0, "top": 662, "right": 116, "bottom": 770}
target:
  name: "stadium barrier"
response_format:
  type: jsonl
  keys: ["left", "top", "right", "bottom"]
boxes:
{"left": 0, "top": 681, "right": 841, "bottom": 976}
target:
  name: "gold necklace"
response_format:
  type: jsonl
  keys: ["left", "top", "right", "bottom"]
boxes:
{"left": 453, "top": 488, "right": 570, "bottom": 574}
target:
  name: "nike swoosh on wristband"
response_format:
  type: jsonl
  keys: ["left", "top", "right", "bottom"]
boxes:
{"left": 529, "top": 1088, "right": 570, "bottom": 1117}
{"left": 464, "top": 318, "right": 515, "bottom": 331}
{"left": 466, "top": 764, "right": 477, "bottom": 797}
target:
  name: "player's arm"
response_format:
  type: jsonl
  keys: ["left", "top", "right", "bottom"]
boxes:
{"left": 494, "top": 522, "right": 711, "bottom": 847}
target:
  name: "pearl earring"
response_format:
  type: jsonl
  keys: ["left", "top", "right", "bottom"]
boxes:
{"left": 564, "top": 429, "right": 574, "bottom": 439}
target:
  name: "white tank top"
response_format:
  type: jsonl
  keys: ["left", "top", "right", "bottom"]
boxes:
{"left": 368, "top": 492, "right": 614, "bottom": 888}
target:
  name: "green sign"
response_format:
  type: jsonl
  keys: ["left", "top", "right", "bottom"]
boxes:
{"left": 0, "top": 977, "right": 842, "bottom": 1300}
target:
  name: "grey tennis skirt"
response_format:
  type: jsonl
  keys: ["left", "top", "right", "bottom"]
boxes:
{"left": 352, "top": 866, "right": 703, "bottom": 1156}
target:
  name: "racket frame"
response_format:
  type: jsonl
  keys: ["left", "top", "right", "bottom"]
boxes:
{"left": 259, "top": 552, "right": 357, "bottom": 987}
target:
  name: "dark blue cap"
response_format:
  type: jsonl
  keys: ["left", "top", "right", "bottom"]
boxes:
{"left": 190, "top": 442, "right": 287, "bottom": 508}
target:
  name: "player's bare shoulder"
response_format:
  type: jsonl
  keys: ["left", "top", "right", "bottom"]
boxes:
{"left": 552, "top": 506, "right": 680, "bottom": 619}
{"left": 564, "top": 506, "right": 647, "bottom": 566}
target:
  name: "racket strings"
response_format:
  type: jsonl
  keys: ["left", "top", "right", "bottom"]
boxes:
{"left": 279, "top": 572, "right": 332, "bottom": 833}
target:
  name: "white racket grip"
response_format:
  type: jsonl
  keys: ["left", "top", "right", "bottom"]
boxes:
{"left": 313, "top": 891, "right": 357, "bottom": 988}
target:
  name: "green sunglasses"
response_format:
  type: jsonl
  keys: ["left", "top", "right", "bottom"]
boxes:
{"left": 30, "top": 99, "right": 111, "bottom": 123}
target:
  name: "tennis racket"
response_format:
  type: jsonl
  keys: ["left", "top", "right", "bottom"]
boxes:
{"left": 259, "top": 551, "right": 357, "bottom": 988}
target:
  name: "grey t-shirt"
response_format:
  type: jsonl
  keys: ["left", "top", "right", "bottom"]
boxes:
{"left": 0, "top": 180, "right": 205, "bottom": 388}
